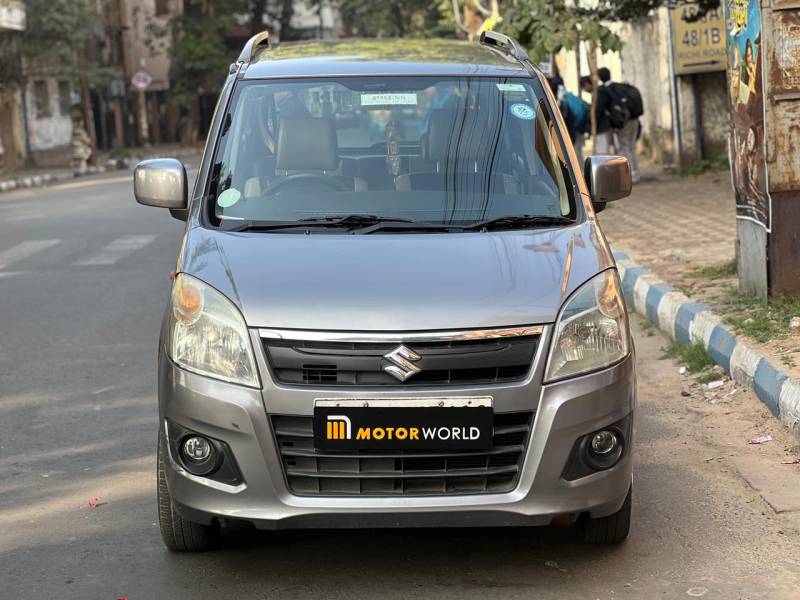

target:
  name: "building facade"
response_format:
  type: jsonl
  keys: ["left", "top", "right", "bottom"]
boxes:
{"left": 554, "top": 6, "right": 729, "bottom": 168}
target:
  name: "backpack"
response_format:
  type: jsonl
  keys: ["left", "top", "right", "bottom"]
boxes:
{"left": 607, "top": 82, "right": 644, "bottom": 129}
{"left": 562, "top": 92, "right": 590, "bottom": 134}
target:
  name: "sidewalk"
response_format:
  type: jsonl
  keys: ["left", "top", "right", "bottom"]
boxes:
{"left": 0, "top": 144, "right": 203, "bottom": 194}
{"left": 600, "top": 164, "right": 800, "bottom": 437}
{"left": 600, "top": 165, "right": 736, "bottom": 279}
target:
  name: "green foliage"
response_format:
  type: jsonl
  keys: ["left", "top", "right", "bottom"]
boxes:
{"left": 580, "top": 0, "right": 721, "bottom": 22}
{"left": 338, "top": 0, "right": 450, "bottom": 38}
{"left": 662, "top": 340, "right": 715, "bottom": 373}
{"left": 500, "top": 0, "right": 622, "bottom": 63}
{"left": 720, "top": 286, "right": 800, "bottom": 344}
{"left": 666, "top": 152, "right": 730, "bottom": 177}
{"left": 161, "top": 0, "right": 244, "bottom": 107}
{"left": 639, "top": 318, "right": 656, "bottom": 337}
{"left": 687, "top": 259, "right": 738, "bottom": 280}
{"left": 335, "top": 0, "right": 722, "bottom": 66}
{"left": 20, "top": 0, "right": 99, "bottom": 79}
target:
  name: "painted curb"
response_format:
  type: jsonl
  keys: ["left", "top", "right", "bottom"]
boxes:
{"left": 0, "top": 149, "right": 201, "bottom": 195}
{"left": 0, "top": 167, "right": 106, "bottom": 194}
{"left": 614, "top": 251, "right": 800, "bottom": 437}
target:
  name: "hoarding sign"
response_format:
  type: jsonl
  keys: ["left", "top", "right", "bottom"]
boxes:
{"left": 670, "top": 3, "right": 727, "bottom": 75}
{"left": 724, "top": 0, "right": 771, "bottom": 230}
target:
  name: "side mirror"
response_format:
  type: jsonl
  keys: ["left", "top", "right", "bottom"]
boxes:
{"left": 584, "top": 155, "right": 632, "bottom": 212}
{"left": 134, "top": 159, "right": 188, "bottom": 219}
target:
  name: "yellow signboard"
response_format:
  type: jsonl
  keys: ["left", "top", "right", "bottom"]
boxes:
{"left": 670, "top": 3, "right": 727, "bottom": 75}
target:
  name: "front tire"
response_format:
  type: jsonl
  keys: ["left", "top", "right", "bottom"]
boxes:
{"left": 157, "top": 433, "right": 219, "bottom": 552}
{"left": 581, "top": 486, "right": 632, "bottom": 544}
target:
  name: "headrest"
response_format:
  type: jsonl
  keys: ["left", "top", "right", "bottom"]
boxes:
{"left": 276, "top": 117, "right": 338, "bottom": 172}
{"left": 425, "top": 109, "right": 458, "bottom": 162}
{"left": 425, "top": 108, "right": 483, "bottom": 163}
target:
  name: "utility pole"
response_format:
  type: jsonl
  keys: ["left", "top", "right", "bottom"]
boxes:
{"left": 723, "top": 0, "right": 800, "bottom": 297}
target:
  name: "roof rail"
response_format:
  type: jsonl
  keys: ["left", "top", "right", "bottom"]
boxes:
{"left": 478, "top": 30, "right": 529, "bottom": 63}
{"left": 237, "top": 31, "right": 271, "bottom": 65}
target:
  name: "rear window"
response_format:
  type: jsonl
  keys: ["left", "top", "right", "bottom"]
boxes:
{"left": 206, "top": 76, "right": 575, "bottom": 228}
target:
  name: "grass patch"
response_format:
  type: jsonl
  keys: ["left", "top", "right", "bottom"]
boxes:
{"left": 665, "top": 153, "right": 730, "bottom": 177}
{"left": 640, "top": 318, "right": 656, "bottom": 337}
{"left": 696, "top": 369, "right": 723, "bottom": 385}
{"left": 661, "top": 340, "right": 715, "bottom": 373}
{"left": 687, "top": 259, "right": 737, "bottom": 280}
{"left": 720, "top": 286, "right": 800, "bottom": 343}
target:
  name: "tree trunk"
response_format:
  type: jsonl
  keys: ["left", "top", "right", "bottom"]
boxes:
{"left": 463, "top": 3, "right": 483, "bottom": 39}
{"left": 279, "top": 0, "right": 295, "bottom": 41}
{"left": 587, "top": 40, "right": 598, "bottom": 151}
{"left": 80, "top": 75, "right": 98, "bottom": 166}
{"left": 250, "top": 0, "right": 267, "bottom": 35}
{"left": 575, "top": 32, "right": 583, "bottom": 92}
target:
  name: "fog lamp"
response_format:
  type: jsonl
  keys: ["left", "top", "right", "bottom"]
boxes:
{"left": 590, "top": 430, "right": 619, "bottom": 455}
{"left": 182, "top": 436, "right": 213, "bottom": 464}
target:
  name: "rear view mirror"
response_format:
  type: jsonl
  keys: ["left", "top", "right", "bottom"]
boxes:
{"left": 584, "top": 156, "right": 632, "bottom": 212}
{"left": 134, "top": 159, "right": 188, "bottom": 219}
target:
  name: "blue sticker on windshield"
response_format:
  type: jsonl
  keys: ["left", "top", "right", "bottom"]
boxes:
{"left": 510, "top": 103, "right": 535, "bottom": 120}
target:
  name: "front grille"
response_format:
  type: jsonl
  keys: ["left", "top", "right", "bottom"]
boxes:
{"left": 272, "top": 411, "right": 534, "bottom": 496}
{"left": 263, "top": 336, "right": 538, "bottom": 386}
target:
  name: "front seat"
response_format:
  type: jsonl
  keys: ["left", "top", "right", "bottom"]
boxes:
{"left": 395, "top": 108, "right": 520, "bottom": 194}
{"left": 262, "top": 117, "right": 365, "bottom": 195}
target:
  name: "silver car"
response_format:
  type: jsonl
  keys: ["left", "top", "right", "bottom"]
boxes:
{"left": 135, "top": 32, "right": 635, "bottom": 552}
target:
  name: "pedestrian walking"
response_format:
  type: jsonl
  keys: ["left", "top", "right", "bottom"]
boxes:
{"left": 579, "top": 74, "right": 613, "bottom": 155}
{"left": 550, "top": 77, "right": 590, "bottom": 165}
{"left": 70, "top": 111, "right": 92, "bottom": 176}
{"left": 580, "top": 69, "right": 644, "bottom": 183}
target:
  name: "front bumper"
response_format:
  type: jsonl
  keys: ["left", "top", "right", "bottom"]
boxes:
{"left": 158, "top": 330, "right": 636, "bottom": 529}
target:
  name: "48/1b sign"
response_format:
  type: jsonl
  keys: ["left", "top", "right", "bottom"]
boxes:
{"left": 670, "top": 3, "right": 727, "bottom": 75}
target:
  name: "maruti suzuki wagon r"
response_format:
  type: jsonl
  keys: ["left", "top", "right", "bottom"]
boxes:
{"left": 134, "top": 31, "right": 635, "bottom": 551}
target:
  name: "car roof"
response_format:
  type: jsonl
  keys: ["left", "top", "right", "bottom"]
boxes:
{"left": 243, "top": 38, "right": 532, "bottom": 79}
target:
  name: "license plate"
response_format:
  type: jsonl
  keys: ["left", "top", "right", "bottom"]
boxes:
{"left": 314, "top": 397, "right": 493, "bottom": 451}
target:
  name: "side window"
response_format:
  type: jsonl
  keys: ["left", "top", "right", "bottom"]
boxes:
{"left": 58, "top": 81, "right": 71, "bottom": 116}
{"left": 154, "top": 0, "right": 170, "bottom": 16}
{"left": 33, "top": 80, "right": 50, "bottom": 118}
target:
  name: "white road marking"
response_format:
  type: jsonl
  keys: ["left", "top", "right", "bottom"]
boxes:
{"left": 0, "top": 239, "right": 61, "bottom": 269}
{"left": 74, "top": 234, "right": 157, "bottom": 266}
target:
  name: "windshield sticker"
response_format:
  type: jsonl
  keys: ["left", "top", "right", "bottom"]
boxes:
{"left": 216, "top": 188, "right": 241, "bottom": 208}
{"left": 509, "top": 103, "right": 535, "bottom": 120}
{"left": 360, "top": 93, "right": 418, "bottom": 107}
{"left": 496, "top": 83, "right": 527, "bottom": 93}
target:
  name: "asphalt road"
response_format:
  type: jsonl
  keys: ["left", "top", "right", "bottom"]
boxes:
{"left": 1, "top": 173, "right": 799, "bottom": 600}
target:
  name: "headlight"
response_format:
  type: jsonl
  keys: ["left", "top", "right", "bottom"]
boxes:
{"left": 545, "top": 269, "right": 630, "bottom": 382}
{"left": 167, "top": 273, "right": 259, "bottom": 388}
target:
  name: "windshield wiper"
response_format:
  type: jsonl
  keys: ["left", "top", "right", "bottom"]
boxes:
{"left": 464, "top": 215, "right": 576, "bottom": 232}
{"left": 299, "top": 214, "right": 415, "bottom": 226}
{"left": 230, "top": 214, "right": 415, "bottom": 232}
{"left": 355, "top": 221, "right": 464, "bottom": 234}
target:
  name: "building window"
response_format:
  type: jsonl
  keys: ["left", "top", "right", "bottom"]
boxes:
{"left": 33, "top": 80, "right": 50, "bottom": 118}
{"left": 58, "top": 81, "right": 72, "bottom": 116}
{"left": 155, "top": 0, "right": 170, "bottom": 15}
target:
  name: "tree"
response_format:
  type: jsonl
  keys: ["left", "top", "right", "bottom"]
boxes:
{"left": 20, "top": 0, "right": 119, "bottom": 163}
{"left": 578, "top": 0, "right": 720, "bottom": 22}
{"left": 500, "top": 0, "right": 622, "bottom": 63}
{"left": 447, "top": 0, "right": 721, "bottom": 61}
{"left": 337, "top": 0, "right": 448, "bottom": 38}
{"left": 155, "top": 0, "right": 243, "bottom": 142}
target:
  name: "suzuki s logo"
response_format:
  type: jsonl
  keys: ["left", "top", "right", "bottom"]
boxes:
{"left": 383, "top": 345, "right": 422, "bottom": 382}
{"left": 326, "top": 415, "right": 352, "bottom": 440}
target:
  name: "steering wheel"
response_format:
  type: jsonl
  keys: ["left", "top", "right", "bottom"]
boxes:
{"left": 263, "top": 173, "right": 350, "bottom": 195}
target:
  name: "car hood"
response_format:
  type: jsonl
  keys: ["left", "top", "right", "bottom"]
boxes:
{"left": 179, "top": 222, "right": 614, "bottom": 331}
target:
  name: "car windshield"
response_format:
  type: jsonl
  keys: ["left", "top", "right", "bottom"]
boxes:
{"left": 206, "top": 76, "right": 575, "bottom": 230}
